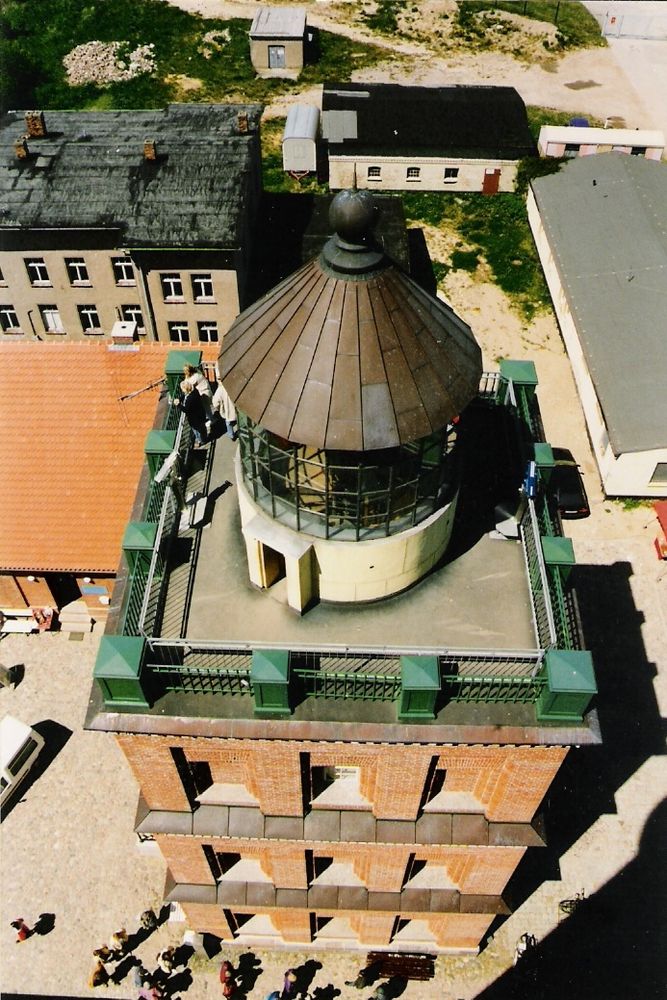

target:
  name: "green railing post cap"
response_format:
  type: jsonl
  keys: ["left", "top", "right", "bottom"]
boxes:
{"left": 537, "top": 649, "right": 597, "bottom": 723}
{"left": 399, "top": 655, "right": 440, "bottom": 721}
{"left": 251, "top": 649, "right": 290, "bottom": 717}
{"left": 534, "top": 443, "right": 555, "bottom": 468}
{"left": 499, "top": 359, "right": 538, "bottom": 387}
{"left": 94, "top": 635, "right": 150, "bottom": 708}
{"left": 122, "top": 521, "right": 158, "bottom": 552}
{"left": 541, "top": 536, "right": 575, "bottom": 568}
{"left": 145, "top": 429, "right": 177, "bottom": 455}
{"left": 165, "top": 349, "right": 202, "bottom": 378}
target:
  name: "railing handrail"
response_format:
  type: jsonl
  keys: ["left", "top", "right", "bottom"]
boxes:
{"left": 137, "top": 408, "right": 187, "bottom": 636}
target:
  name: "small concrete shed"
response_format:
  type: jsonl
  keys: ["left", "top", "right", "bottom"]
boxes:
{"left": 250, "top": 6, "right": 307, "bottom": 77}
{"left": 282, "top": 104, "right": 319, "bottom": 173}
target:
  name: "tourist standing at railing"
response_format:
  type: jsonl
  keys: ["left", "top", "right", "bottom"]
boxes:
{"left": 175, "top": 382, "right": 208, "bottom": 448}
{"left": 183, "top": 363, "right": 213, "bottom": 419}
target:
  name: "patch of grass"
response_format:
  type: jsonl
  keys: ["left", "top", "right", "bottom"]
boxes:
{"left": 526, "top": 104, "right": 604, "bottom": 139}
{"left": 0, "top": 0, "right": 387, "bottom": 113}
{"left": 614, "top": 497, "right": 654, "bottom": 512}
{"left": 359, "top": 1, "right": 408, "bottom": 36}
{"left": 450, "top": 248, "right": 480, "bottom": 271}
{"left": 260, "top": 117, "right": 328, "bottom": 195}
{"left": 403, "top": 192, "right": 550, "bottom": 319}
{"left": 456, "top": 1, "right": 605, "bottom": 49}
{"left": 431, "top": 261, "right": 451, "bottom": 285}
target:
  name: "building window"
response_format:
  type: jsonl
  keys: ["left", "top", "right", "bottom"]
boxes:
{"left": 406, "top": 167, "right": 421, "bottom": 181}
{"left": 650, "top": 463, "right": 667, "bottom": 485}
{"left": 631, "top": 146, "right": 647, "bottom": 156}
{"left": 0, "top": 268, "right": 6, "bottom": 286}
{"left": 367, "top": 166, "right": 381, "bottom": 180}
{"left": 564, "top": 143, "right": 580, "bottom": 158}
{"left": 197, "top": 321, "right": 219, "bottom": 343}
{"left": 78, "top": 304, "right": 101, "bottom": 333}
{"left": 168, "top": 321, "right": 190, "bottom": 343}
{"left": 25, "top": 258, "right": 51, "bottom": 286}
{"left": 40, "top": 305, "right": 64, "bottom": 334}
{"left": 120, "top": 304, "right": 145, "bottom": 333}
{"left": 112, "top": 257, "right": 136, "bottom": 285}
{"left": 0, "top": 305, "right": 21, "bottom": 332}
{"left": 65, "top": 258, "right": 90, "bottom": 286}
{"left": 161, "top": 273, "right": 184, "bottom": 301}
{"left": 444, "top": 167, "right": 459, "bottom": 182}
{"left": 192, "top": 274, "right": 214, "bottom": 302}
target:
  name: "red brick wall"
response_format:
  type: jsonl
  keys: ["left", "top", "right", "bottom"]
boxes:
{"left": 430, "top": 913, "right": 493, "bottom": 949}
{"left": 115, "top": 735, "right": 567, "bottom": 824}
{"left": 272, "top": 910, "right": 311, "bottom": 943}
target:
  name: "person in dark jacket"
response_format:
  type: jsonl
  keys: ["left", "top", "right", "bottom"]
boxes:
{"left": 177, "top": 382, "right": 208, "bottom": 447}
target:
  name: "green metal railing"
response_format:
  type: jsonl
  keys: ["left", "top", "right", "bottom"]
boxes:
{"left": 293, "top": 668, "right": 402, "bottom": 701}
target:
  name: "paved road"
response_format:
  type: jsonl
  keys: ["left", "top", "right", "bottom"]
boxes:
{"left": 583, "top": 2, "right": 667, "bottom": 136}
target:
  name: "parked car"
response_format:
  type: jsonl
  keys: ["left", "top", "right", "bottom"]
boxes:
{"left": 550, "top": 447, "right": 590, "bottom": 519}
{"left": 0, "top": 715, "right": 45, "bottom": 808}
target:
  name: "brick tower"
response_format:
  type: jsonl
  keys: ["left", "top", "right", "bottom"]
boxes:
{"left": 91, "top": 191, "right": 598, "bottom": 956}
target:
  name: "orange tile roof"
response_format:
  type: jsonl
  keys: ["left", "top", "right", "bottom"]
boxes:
{"left": 0, "top": 342, "right": 174, "bottom": 574}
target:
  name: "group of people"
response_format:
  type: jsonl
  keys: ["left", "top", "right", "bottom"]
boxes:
{"left": 88, "top": 908, "right": 184, "bottom": 995}
{"left": 175, "top": 363, "right": 237, "bottom": 449}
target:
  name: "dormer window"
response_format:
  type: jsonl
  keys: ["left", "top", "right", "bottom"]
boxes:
{"left": 367, "top": 166, "right": 381, "bottom": 180}
{"left": 406, "top": 167, "right": 421, "bottom": 181}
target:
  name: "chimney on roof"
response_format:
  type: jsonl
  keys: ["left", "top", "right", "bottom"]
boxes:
{"left": 143, "top": 138, "right": 157, "bottom": 161}
{"left": 14, "top": 137, "right": 29, "bottom": 160}
{"left": 110, "top": 320, "right": 138, "bottom": 346}
{"left": 24, "top": 110, "right": 46, "bottom": 137}
{"left": 237, "top": 111, "right": 249, "bottom": 134}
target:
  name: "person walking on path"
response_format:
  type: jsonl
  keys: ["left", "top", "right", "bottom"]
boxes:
{"left": 10, "top": 917, "right": 32, "bottom": 942}
{"left": 281, "top": 969, "right": 298, "bottom": 998}
{"left": 139, "top": 909, "right": 158, "bottom": 933}
{"left": 93, "top": 945, "right": 114, "bottom": 963}
{"left": 183, "top": 364, "right": 213, "bottom": 415}
{"left": 219, "top": 958, "right": 238, "bottom": 996}
{"left": 176, "top": 382, "right": 208, "bottom": 447}
{"left": 88, "top": 959, "right": 111, "bottom": 988}
{"left": 156, "top": 946, "right": 176, "bottom": 976}
{"left": 110, "top": 927, "right": 129, "bottom": 959}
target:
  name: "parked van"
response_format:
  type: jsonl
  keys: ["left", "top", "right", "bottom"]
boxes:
{"left": 1, "top": 715, "right": 45, "bottom": 808}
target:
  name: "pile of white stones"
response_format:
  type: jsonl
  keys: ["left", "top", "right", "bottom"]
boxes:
{"left": 198, "top": 28, "right": 231, "bottom": 59}
{"left": 63, "top": 40, "right": 156, "bottom": 87}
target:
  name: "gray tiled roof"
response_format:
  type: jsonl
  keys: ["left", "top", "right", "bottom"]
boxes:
{"left": 531, "top": 154, "right": 667, "bottom": 454}
{"left": 0, "top": 103, "right": 262, "bottom": 248}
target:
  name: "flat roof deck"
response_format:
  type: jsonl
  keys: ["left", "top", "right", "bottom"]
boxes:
{"left": 163, "top": 434, "right": 536, "bottom": 652}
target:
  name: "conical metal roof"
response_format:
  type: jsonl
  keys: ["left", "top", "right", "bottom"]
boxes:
{"left": 218, "top": 191, "right": 482, "bottom": 451}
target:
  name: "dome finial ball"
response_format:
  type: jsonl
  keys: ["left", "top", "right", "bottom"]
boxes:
{"left": 329, "top": 189, "right": 377, "bottom": 244}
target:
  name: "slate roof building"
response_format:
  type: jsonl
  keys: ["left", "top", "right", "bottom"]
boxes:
{"left": 0, "top": 104, "right": 263, "bottom": 346}
{"left": 322, "top": 83, "right": 536, "bottom": 193}
{"left": 528, "top": 153, "right": 667, "bottom": 497}
{"left": 89, "top": 191, "right": 598, "bottom": 959}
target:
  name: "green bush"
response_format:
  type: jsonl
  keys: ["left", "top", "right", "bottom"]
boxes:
{"left": 455, "top": 1, "right": 605, "bottom": 49}
{"left": 451, "top": 249, "right": 479, "bottom": 271}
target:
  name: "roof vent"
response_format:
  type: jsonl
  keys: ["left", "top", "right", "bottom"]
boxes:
{"left": 14, "top": 137, "right": 29, "bottom": 160}
{"left": 143, "top": 138, "right": 158, "bottom": 161}
{"left": 237, "top": 112, "right": 249, "bottom": 134}
{"left": 24, "top": 110, "right": 46, "bottom": 138}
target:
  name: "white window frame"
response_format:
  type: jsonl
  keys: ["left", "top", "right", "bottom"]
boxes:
{"left": 120, "top": 304, "right": 145, "bottom": 333}
{"left": 78, "top": 304, "right": 102, "bottom": 333}
{"left": 112, "top": 257, "right": 136, "bottom": 286}
{"left": 168, "top": 321, "right": 190, "bottom": 343}
{"left": 406, "top": 166, "right": 421, "bottom": 181}
{"left": 197, "top": 320, "right": 219, "bottom": 343}
{"left": 161, "top": 273, "right": 184, "bottom": 302}
{"left": 0, "top": 305, "right": 21, "bottom": 332}
{"left": 444, "top": 167, "right": 459, "bottom": 182}
{"left": 65, "top": 257, "right": 90, "bottom": 286}
{"left": 40, "top": 305, "right": 64, "bottom": 334}
{"left": 191, "top": 273, "right": 215, "bottom": 303}
{"left": 25, "top": 258, "right": 51, "bottom": 286}
{"left": 367, "top": 166, "right": 381, "bottom": 180}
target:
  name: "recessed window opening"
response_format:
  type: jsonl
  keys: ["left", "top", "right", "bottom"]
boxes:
{"left": 25, "top": 258, "right": 50, "bottom": 285}
{"left": 0, "top": 306, "right": 21, "bottom": 332}
{"left": 161, "top": 273, "right": 184, "bottom": 301}
{"left": 66, "top": 258, "right": 90, "bottom": 285}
